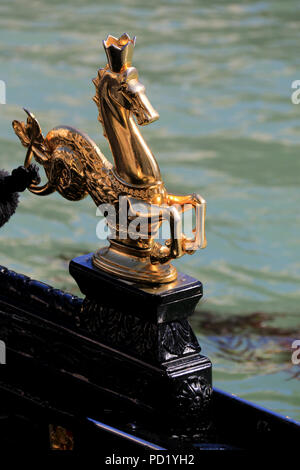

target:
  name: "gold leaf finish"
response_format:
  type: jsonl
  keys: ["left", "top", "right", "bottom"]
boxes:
{"left": 13, "top": 34, "right": 206, "bottom": 285}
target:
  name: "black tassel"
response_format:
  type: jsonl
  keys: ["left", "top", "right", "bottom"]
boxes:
{"left": 0, "top": 164, "right": 40, "bottom": 228}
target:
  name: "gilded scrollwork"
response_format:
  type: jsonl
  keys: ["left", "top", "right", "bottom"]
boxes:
{"left": 12, "top": 33, "right": 207, "bottom": 285}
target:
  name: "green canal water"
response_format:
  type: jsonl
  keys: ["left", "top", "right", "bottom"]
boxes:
{"left": 0, "top": 0, "right": 299, "bottom": 421}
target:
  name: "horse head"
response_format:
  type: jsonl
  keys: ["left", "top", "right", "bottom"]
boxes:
{"left": 107, "top": 66, "right": 159, "bottom": 126}
{"left": 93, "top": 34, "right": 162, "bottom": 187}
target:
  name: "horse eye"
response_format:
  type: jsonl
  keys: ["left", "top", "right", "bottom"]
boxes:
{"left": 120, "top": 90, "right": 133, "bottom": 105}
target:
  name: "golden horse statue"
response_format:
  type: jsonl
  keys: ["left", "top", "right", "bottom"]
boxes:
{"left": 12, "top": 33, "right": 206, "bottom": 284}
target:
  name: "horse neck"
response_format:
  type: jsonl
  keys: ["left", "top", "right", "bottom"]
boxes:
{"left": 100, "top": 95, "right": 162, "bottom": 187}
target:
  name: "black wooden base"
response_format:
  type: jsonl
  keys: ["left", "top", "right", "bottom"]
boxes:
{"left": 1, "top": 263, "right": 299, "bottom": 452}
{"left": 69, "top": 254, "right": 212, "bottom": 424}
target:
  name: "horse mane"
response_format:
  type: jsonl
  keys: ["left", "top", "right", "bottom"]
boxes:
{"left": 92, "top": 66, "right": 108, "bottom": 137}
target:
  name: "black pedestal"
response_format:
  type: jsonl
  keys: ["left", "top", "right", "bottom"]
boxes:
{"left": 69, "top": 254, "right": 212, "bottom": 426}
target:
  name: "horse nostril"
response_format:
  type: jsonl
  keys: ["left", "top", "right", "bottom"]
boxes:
{"left": 143, "top": 110, "right": 159, "bottom": 125}
{"left": 149, "top": 110, "right": 159, "bottom": 123}
{"left": 139, "top": 115, "right": 158, "bottom": 126}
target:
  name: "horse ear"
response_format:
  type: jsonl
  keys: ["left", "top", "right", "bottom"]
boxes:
{"left": 92, "top": 68, "right": 106, "bottom": 90}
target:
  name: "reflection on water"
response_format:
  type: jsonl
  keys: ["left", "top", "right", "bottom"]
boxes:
{"left": 0, "top": 0, "right": 299, "bottom": 420}
{"left": 192, "top": 310, "right": 300, "bottom": 420}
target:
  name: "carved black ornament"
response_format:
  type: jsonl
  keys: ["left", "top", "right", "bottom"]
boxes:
{"left": 78, "top": 298, "right": 201, "bottom": 364}
{"left": 0, "top": 259, "right": 212, "bottom": 424}
{"left": 175, "top": 375, "right": 212, "bottom": 415}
